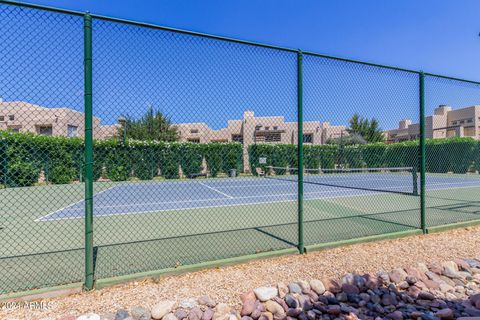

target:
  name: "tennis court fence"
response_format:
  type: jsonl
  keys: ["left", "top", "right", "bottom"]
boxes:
{"left": 1, "top": 0, "right": 480, "bottom": 295}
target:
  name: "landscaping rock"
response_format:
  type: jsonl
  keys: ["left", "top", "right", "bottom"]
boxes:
{"left": 174, "top": 309, "right": 188, "bottom": 320}
{"left": 188, "top": 307, "right": 203, "bottom": 320}
{"left": 240, "top": 291, "right": 257, "bottom": 316}
{"left": 202, "top": 309, "right": 214, "bottom": 320}
{"left": 288, "top": 282, "right": 302, "bottom": 294}
{"left": 297, "top": 280, "right": 311, "bottom": 294}
{"left": 152, "top": 301, "right": 176, "bottom": 320}
{"left": 284, "top": 294, "right": 297, "bottom": 309}
{"left": 435, "top": 308, "right": 454, "bottom": 319}
{"left": 277, "top": 283, "right": 288, "bottom": 298}
{"left": 309, "top": 279, "right": 325, "bottom": 295}
{"left": 130, "top": 307, "right": 150, "bottom": 320}
{"left": 114, "top": 309, "right": 129, "bottom": 320}
{"left": 265, "top": 301, "right": 285, "bottom": 316}
{"left": 84, "top": 256, "right": 480, "bottom": 320}
{"left": 198, "top": 296, "right": 217, "bottom": 308}
{"left": 389, "top": 268, "right": 408, "bottom": 284}
{"left": 254, "top": 287, "right": 278, "bottom": 302}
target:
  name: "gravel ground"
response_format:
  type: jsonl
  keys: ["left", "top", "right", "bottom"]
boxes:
{"left": 2, "top": 226, "right": 480, "bottom": 320}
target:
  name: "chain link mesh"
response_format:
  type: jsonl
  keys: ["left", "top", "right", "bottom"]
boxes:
{"left": 302, "top": 55, "right": 421, "bottom": 245}
{"left": 0, "top": 1, "right": 479, "bottom": 295}
{"left": 424, "top": 76, "right": 480, "bottom": 227}
{"left": 89, "top": 18, "right": 298, "bottom": 280}
{"left": 0, "top": 3, "right": 85, "bottom": 293}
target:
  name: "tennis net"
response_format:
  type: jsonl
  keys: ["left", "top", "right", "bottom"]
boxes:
{"left": 265, "top": 166, "right": 419, "bottom": 196}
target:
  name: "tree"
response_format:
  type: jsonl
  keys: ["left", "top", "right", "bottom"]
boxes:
{"left": 119, "top": 107, "right": 178, "bottom": 142}
{"left": 347, "top": 113, "right": 384, "bottom": 143}
{"left": 326, "top": 133, "right": 367, "bottom": 146}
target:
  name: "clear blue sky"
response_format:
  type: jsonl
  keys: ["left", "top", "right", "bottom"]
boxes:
{"left": 21, "top": 0, "right": 480, "bottom": 79}
{"left": 1, "top": 0, "right": 479, "bottom": 129}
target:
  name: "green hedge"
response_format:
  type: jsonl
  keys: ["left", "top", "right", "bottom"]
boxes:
{"left": 0, "top": 131, "right": 83, "bottom": 187}
{"left": 204, "top": 143, "right": 243, "bottom": 177}
{"left": 0, "top": 130, "right": 478, "bottom": 188}
{"left": 248, "top": 144, "right": 338, "bottom": 175}
{"left": 0, "top": 131, "right": 243, "bottom": 187}
{"left": 248, "top": 137, "right": 479, "bottom": 174}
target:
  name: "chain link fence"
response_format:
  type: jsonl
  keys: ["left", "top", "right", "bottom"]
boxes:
{"left": 1, "top": 1, "right": 479, "bottom": 294}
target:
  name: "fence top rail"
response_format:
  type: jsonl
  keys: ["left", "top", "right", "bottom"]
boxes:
{"left": 423, "top": 73, "right": 480, "bottom": 86}
{"left": 2, "top": 0, "right": 480, "bottom": 85}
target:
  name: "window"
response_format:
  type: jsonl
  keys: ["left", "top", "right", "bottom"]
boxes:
{"left": 265, "top": 127, "right": 269, "bottom": 131}
{"left": 273, "top": 126, "right": 278, "bottom": 130}
{"left": 232, "top": 134, "right": 243, "bottom": 143}
{"left": 452, "top": 121, "right": 458, "bottom": 125}
{"left": 265, "top": 133, "right": 281, "bottom": 142}
{"left": 190, "top": 129, "right": 199, "bottom": 134}
{"left": 188, "top": 138, "right": 200, "bottom": 143}
{"left": 37, "top": 126, "right": 53, "bottom": 136}
{"left": 67, "top": 125, "right": 78, "bottom": 137}
{"left": 8, "top": 115, "right": 14, "bottom": 121}
{"left": 467, "top": 118, "right": 473, "bottom": 123}
{"left": 0, "top": 116, "right": 4, "bottom": 121}
{"left": 303, "top": 134, "right": 313, "bottom": 143}
{"left": 460, "top": 120, "right": 465, "bottom": 124}
{"left": 255, "top": 125, "right": 262, "bottom": 131}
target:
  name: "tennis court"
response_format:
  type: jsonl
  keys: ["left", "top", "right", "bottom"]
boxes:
{"left": 2, "top": 167, "right": 480, "bottom": 294}
{"left": 36, "top": 167, "right": 480, "bottom": 223}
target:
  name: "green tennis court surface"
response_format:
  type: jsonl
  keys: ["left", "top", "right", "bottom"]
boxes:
{"left": 1, "top": 172, "right": 479, "bottom": 294}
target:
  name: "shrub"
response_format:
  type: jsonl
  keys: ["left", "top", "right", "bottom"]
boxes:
{"left": 220, "top": 143, "right": 243, "bottom": 176}
{"left": 49, "top": 164, "right": 77, "bottom": 185}
{"left": 48, "top": 147, "right": 77, "bottom": 184}
{"left": 159, "top": 143, "right": 181, "bottom": 179}
{"left": 105, "top": 145, "right": 133, "bottom": 181}
{"left": 180, "top": 143, "right": 204, "bottom": 178}
{"left": 6, "top": 159, "right": 40, "bottom": 187}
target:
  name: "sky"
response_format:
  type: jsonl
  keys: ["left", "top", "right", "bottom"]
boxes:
{"left": 1, "top": 0, "right": 479, "bottom": 129}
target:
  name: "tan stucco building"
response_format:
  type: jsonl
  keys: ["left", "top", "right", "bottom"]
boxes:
{"left": 0, "top": 101, "right": 117, "bottom": 139}
{"left": 385, "top": 105, "right": 480, "bottom": 143}
{"left": 175, "top": 110, "right": 347, "bottom": 172}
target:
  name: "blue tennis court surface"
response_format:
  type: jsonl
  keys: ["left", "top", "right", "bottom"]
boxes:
{"left": 39, "top": 173, "right": 480, "bottom": 221}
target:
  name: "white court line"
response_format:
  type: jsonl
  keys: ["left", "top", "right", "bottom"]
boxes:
{"left": 34, "top": 184, "right": 120, "bottom": 222}
{"left": 37, "top": 178, "right": 480, "bottom": 222}
{"left": 39, "top": 188, "right": 395, "bottom": 222}
{"left": 40, "top": 187, "right": 359, "bottom": 214}
{"left": 197, "top": 181, "right": 234, "bottom": 198}
{"left": 38, "top": 183, "right": 412, "bottom": 221}
{"left": 426, "top": 181, "right": 480, "bottom": 187}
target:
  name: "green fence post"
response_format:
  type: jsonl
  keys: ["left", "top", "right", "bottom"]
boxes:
{"left": 419, "top": 71, "right": 426, "bottom": 233}
{"left": 297, "top": 50, "right": 304, "bottom": 253}
{"left": 84, "top": 12, "right": 95, "bottom": 290}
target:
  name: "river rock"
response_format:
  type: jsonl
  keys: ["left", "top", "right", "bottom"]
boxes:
{"left": 151, "top": 301, "right": 176, "bottom": 320}
{"left": 198, "top": 296, "right": 217, "bottom": 308}
{"left": 309, "top": 280, "right": 325, "bottom": 295}
{"left": 254, "top": 287, "right": 278, "bottom": 302}
{"left": 277, "top": 283, "right": 288, "bottom": 298}
{"left": 265, "top": 301, "right": 285, "bottom": 316}
{"left": 389, "top": 268, "right": 408, "bottom": 284}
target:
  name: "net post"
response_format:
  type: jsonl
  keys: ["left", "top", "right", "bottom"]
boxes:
{"left": 419, "top": 71, "right": 427, "bottom": 234}
{"left": 84, "top": 12, "right": 95, "bottom": 291}
{"left": 297, "top": 50, "right": 304, "bottom": 254}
